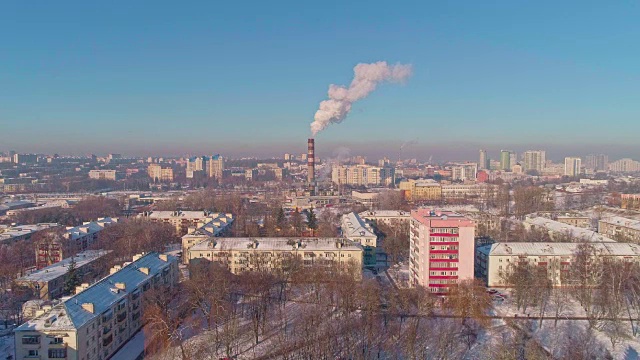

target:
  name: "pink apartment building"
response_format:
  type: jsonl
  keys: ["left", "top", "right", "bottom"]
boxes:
{"left": 409, "top": 209, "right": 475, "bottom": 293}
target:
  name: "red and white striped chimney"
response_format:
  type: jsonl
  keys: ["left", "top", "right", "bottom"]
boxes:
{"left": 307, "top": 138, "right": 315, "bottom": 194}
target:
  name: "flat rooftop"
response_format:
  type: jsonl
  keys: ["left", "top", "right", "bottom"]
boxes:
{"left": 480, "top": 242, "right": 640, "bottom": 257}
{"left": 190, "top": 237, "right": 364, "bottom": 252}
{"left": 18, "top": 250, "right": 112, "bottom": 283}
{"left": 411, "top": 209, "right": 474, "bottom": 227}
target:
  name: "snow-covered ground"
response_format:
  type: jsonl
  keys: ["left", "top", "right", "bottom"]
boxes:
{"left": 494, "top": 289, "right": 640, "bottom": 359}
{"left": 0, "top": 334, "right": 14, "bottom": 360}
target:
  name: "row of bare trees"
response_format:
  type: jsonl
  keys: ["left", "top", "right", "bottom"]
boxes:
{"left": 500, "top": 243, "right": 640, "bottom": 350}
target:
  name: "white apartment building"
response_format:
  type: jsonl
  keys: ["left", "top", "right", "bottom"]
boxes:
{"left": 180, "top": 214, "right": 236, "bottom": 264}
{"left": 139, "top": 211, "right": 232, "bottom": 235}
{"left": 359, "top": 210, "right": 411, "bottom": 227}
{"left": 187, "top": 237, "right": 364, "bottom": 276}
{"left": 609, "top": 158, "right": 640, "bottom": 173}
{"left": 523, "top": 216, "right": 615, "bottom": 242}
{"left": 599, "top": 216, "right": 640, "bottom": 243}
{"left": 16, "top": 250, "right": 111, "bottom": 300}
{"left": 341, "top": 212, "right": 378, "bottom": 267}
{"left": 64, "top": 218, "right": 119, "bottom": 250}
{"left": 564, "top": 157, "right": 582, "bottom": 177}
{"left": 477, "top": 242, "right": 640, "bottom": 287}
{"left": 88, "top": 170, "right": 117, "bottom": 181}
{"left": 331, "top": 165, "right": 395, "bottom": 187}
{"left": 451, "top": 163, "right": 478, "bottom": 181}
{"left": 208, "top": 154, "right": 224, "bottom": 179}
{"left": 523, "top": 150, "right": 546, "bottom": 173}
{"left": 14, "top": 252, "right": 179, "bottom": 360}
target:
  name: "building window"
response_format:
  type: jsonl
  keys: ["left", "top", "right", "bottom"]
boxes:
{"left": 49, "top": 348, "right": 67, "bottom": 358}
{"left": 22, "top": 335, "right": 40, "bottom": 344}
{"left": 27, "top": 350, "right": 39, "bottom": 357}
{"left": 51, "top": 337, "right": 64, "bottom": 344}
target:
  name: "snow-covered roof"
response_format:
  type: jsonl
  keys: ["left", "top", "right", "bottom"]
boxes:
{"left": 359, "top": 210, "right": 411, "bottom": 218}
{"left": 143, "top": 211, "right": 232, "bottom": 220}
{"left": 600, "top": 216, "right": 640, "bottom": 231}
{"left": 0, "top": 223, "right": 60, "bottom": 242}
{"left": 190, "top": 237, "right": 364, "bottom": 252}
{"left": 524, "top": 217, "right": 615, "bottom": 242}
{"left": 18, "top": 250, "right": 111, "bottom": 283}
{"left": 480, "top": 242, "right": 640, "bottom": 257}
{"left": 16, "top": 252, "right": 176, "bottom": 332}
{"left": 64, "top": 217, "right": 118, "bottom": 241}
{"left": 341, "top": 212, "right": 376, "bottom": 239}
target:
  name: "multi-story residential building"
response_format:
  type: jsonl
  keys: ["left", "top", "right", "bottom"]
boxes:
{"left": 564, "top": 157, "right": 582, "bottom": 177}
{"left": 180, "top": 214, "right": 235, "bottom": 264}
{"left": 14, "top": 252, "right": 178, "bottom": 360}
{"left": 0, "top": 223, "right": 60, "bottom": 243}
{"left": 523, "top": 216, "right": 614, "bottom": 242}
{"left": 523, "top": 150, "right": 546, "bottom": 173}
{"left": 500, "top": 150, "right": 511, "bottom": 171}
{"left": 147, "top": 164, "right": 174, "bottom": 182}
{"left": 622, "top": 194, "right": 640, "bottom": 210}
{"left": 585, "top": 154, "right": 609, "bottom": 172}
{"left": 187, "top": 238, "right": 363, "bottom": 276}
{"left": 441, "top": 184, "right": 495, "bottom": 203}
{"left": 13, "top": 153, "right": 38, "bottom": 164}
{"left": 63, "top": 217, "right": 119, "bottom": 250}
{"left": 16, "top": 250, "right": 111, "bottom": 300}
{"left": 476, "top": 242, "right": 640, "bottom": 287}
{"left": 399, "top": 179, "right": 442, "bottom": 202}
{"left": 208, "top": 154, "right": 224, "bottom": 179}
{"left": 599, "top": 216, "right": 640, "bottom": 243}
{"left": 88, "top": 170, "right": 118, "bottom": 181}
{"left": 451, "top": 163, "right": 478, "bottom": 181}
{"left": 409, "top": 209, "right": 475, "bottom": 293}
{"left": 359, "top": 210, "right": 411, "bottom": 227}
{"left": 341, "top": 212, "right": 378, "bottom": 267}
{"left": 332, "top": 165, "right": 395, "bottom": 187}
{"left": 140, "top": 211, "right": 232, "bottom": 235}
{"left": 479, "top": 150, "right": 489, "bottom": 170}
{"left": 555, "top": 215, "right": 591, "bottom": 228}
{"left": 186, "top": 156, "right": 208, "bottom": 178}
{"left": 609, "top": 158, "right": 640, "bottom": 173}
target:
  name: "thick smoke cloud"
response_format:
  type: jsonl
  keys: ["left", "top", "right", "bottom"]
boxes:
{"left": 310, "top": 61, "right": 413, "bottom": 136}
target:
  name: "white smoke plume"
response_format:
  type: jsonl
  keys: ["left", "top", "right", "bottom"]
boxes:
{"left": 310, "top": 61, "right": 413, "bottom": 136}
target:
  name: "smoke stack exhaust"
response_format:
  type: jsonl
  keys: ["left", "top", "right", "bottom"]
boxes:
{"left": 307, "top": 138, "right": 315, "bottom": 195}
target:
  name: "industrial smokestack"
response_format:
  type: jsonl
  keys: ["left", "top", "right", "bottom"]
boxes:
{"left": 307, "top": 138, "right": 315, "bottom": 195}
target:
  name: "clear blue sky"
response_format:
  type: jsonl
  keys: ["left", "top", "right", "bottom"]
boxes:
{"left": 1, "top": 1, "right": 639, "bottom": 160}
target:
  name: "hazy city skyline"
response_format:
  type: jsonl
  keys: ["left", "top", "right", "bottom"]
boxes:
{"left": 3, "top": 2, "right": 640, "bottom": 156}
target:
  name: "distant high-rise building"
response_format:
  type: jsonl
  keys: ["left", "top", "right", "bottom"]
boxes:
{"left": 479, "top": 150, "right": 489, "bottom": 170}
{"left": 208, "top": 154, "right": 224, "bottom": 179}
{"left": 564, "top": 157, "right": 582, "bottom": 177}
{"left": 186, "top": 156, "right": 208, "bottom": 178}
{"left": 609, "top": 158, "right": 640, "bottom": 173}
{"left": 585, "top": 154, "right": 609, "bottom": 172}
{"left": 147, "top": 164, "right": 174, "bottom": 182}
{"left": 523, "top": 150, "right": 546, "bottom": 173}
{"left": 451, "top": 163, "right": 478, "bottom": 181}
{"left": 500, "top": 150, "right": 511, "bottom": 171}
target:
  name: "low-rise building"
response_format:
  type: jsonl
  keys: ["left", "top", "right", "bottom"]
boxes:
{"left": 476, "top": 242, "right": 640, "bottom": 287}
{"left": 359, "top": 210, "right": 411, "bottom": 227}
{"left": 139, "top": 211, "right": 232, "bottom": 235}
{"left": 64, "top": 217, "right": 119, "bottom": 250}
{"left": 16, "top": 250, "right": 111, "bottom": 300}
{"left": 0, "top": 223, "right": 60, "bottom": 243}
{"left": 187, "top": 237, "right": 363, "bottom": 276}
{"left": 14, "top": 252, "right": 178, "bottom": 360}
{"left": 523, "top": 216, "right": 614, "bottom": 242}
{"left": 88, "top": 170, "right": 118, "bottom": 181}
{"left": 621, "top": 194, "right": 640, "bottom": 210}
{"left": 341, "top": 212, "right": 378, "bottom": 267}
{"left": 599, "top": 216, "right": 640, "bottom": 243}
{"left": 180, "top": 214, "right": 235, "bottom": 264}
{"left": 399, "top": 179, "right": 442, "bottom": 202}
{"left": 147, "top": 164, "right": 174, "bottom": 182}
